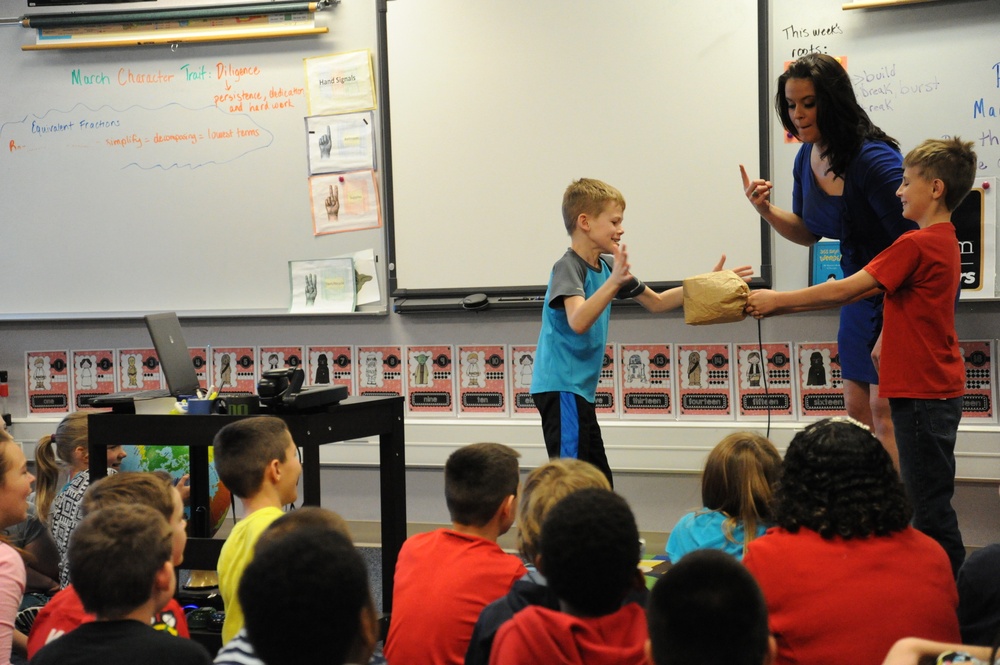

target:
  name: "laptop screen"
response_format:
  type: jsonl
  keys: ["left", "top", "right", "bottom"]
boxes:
{"left": 145, "top": 312, "right": 201, "bottom": 395}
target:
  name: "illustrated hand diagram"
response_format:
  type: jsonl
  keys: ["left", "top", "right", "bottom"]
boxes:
{"left": 325, "top": 184, "right": 340, "bottom": 220}
{"left": 305, "top": 273, "right": 317, "bottom": 306}
{"left": 318, "top": 126, "right": 332, "bottom": 159}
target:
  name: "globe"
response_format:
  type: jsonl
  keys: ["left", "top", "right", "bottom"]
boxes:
{"left": 120, "top": 445, "right": 231, "bottom": 536}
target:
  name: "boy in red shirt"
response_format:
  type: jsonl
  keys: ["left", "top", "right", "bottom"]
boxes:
{"left": 28, "top": 472, "right": 191, "bottom": 658}
{"left": 489, "top": 488, "right": 648, "bottom": 665}
{"left": 747, "top": 137, "right": 977, "bottom": 576}
{"left": 384, "top": 443, "right": 525, "bottom": 665}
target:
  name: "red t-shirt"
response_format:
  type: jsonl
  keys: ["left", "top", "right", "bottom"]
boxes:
{"left": 744, "top": 526, "right": 960, "bottom": 665}
{"left": 384, "top": 529, "right": 526, "bottom": 665}
{"left": 26, "top": 585, "right": 190, "bottom": 659}
{"left": 490, "top": 603, "right": 648, "bottom": 665}
{"left": 864, "top": 223, "right": 964, "bottom": 398}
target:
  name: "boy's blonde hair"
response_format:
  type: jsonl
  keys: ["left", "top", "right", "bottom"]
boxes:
{"left": 82, "top": 471, "right": 175, "bottom": 521}
{"left": 903, "top": 137, "right": 977, "bottom": 212}
{"left": 516, "top": 458, "right": 611, "bottom": 562}
{"left": 561, "top": 178, "right": 625, "bottom": 235}
{"left": 701, "top": 432, "right": 782, "bottom": 549}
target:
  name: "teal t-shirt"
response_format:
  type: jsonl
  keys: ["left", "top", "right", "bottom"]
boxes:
{"left": 666, "top": 509, "right": 768, "bottom": 563}
{"left": 531, "top": 249, "right": 612, "bottom": 401}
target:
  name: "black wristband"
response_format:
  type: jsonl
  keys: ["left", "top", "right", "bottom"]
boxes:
{"left": 617, "top": 277, "right": 646, "bottom": 300}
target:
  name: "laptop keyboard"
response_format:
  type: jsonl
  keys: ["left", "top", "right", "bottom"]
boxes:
{"left": 123, "top": 388, "right": 172, "bottom": 400}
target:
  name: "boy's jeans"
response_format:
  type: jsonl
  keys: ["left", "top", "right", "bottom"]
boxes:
{"left": 890, "top": 396, "right": 965, "bottom": 577}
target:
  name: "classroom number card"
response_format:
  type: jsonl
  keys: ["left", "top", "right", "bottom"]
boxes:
{"left": 406, "top": 345, "right": 456, "bottom": 416}
{"left": 735, "top": 342, "right": 795, "bottom": 420}
{"left": 190, "top": 348, "right": 210, "bottom": 393}
{"left": 961, "top": 340, "right": 995, "bottom": 421}
{"left": 795, "top": 341, "right": 847, "bottom": 419}
{"left": 619, "top": 344, "right": 674, "bottom": 419}
{"left": 306, "top": 345, "right": 355, "bottom": 395}
{"left": 117, "top": 348, "right": 162, "bottom": 392}
{"left": 676, "top": 343, "right": 734, "bottom": 420}
{"left": 457, "top": 345, "right": 507, "bottom": 416}
{"left": 509, "top": 345, "right": 537, "bottom": 418}
{"left": 71, "top": 349, "right": 117, "bottom": 411}
{"left": 259, "top": 346, "right": 306, "bottom": 374}
{"left": 26, "top": 350, "right": 70, "bottom": 415}
{"left": 356, "top": 346, "right": 404, "bottom": 398}
{"left": 212, "top": 347, "right": 257, "bottom": 395}
{"left": 595, "top": 344, "right": 619, "bottom": 417}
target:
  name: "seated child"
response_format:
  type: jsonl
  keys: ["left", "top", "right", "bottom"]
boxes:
{"left": 32, "top": 413, "right": 94, "bottom": 525}
{"left": 646, "top": 548, "right": 776, "bottom": 665}
{"left": 957, "top": 542, "right": 1000, "bottom": 645}
{"left": 27, "top": 471, "right": 190, "bottom": 658}
{"left": 35, "top": 412, "right": 128, "bottom": 588}
{"left": 666, "top": 432, "right": 781, "bottom": 562}
{"left": 743, "top": 418, "right": 959, "bottom": 665}
{"left": 489, "top": 488, "right": 647, "bottom": 665}
{"left": 213, "top": 506, "right": 361, "bottom": 664}
{"left": 0, "top": 426, "right": 32, "bottom": 663}
{"left": 947, "top": 496, "right": 1000, "bottom": 656}
{"left": 3, "top": 500, "right": 60, "bottom": 608}
{"left": 466, "top": 458, "right": 613, "bottom": 665}
{"left": 30, "top": 504, "right": 210, "bottom": 665}
{"left": 384, "top": 443, "right": 526, "bottom": 665}
{"left": 217, "top": 509, "right": 378, "bottom": 665}
{"left": 214, "top": 416, "right": 301, "bottom": 644}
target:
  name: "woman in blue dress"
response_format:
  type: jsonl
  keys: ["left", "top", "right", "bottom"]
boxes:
{"left": 740, "top": 53, "right": 915, "bottom": 466}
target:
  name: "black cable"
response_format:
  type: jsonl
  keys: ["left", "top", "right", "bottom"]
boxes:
{"left": 756, "top": 316, "right": 771, "bottom": 440}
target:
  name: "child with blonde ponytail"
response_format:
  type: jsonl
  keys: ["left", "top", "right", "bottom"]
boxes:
{"left": 34, "top": 413, "right": 127, "bottom": 587}
{"left": 34, "top": 413, "right": 88, "bottom": 525}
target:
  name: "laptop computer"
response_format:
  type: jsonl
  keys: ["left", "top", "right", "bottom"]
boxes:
{"left": 86, "top": 312, "right": 202, "bottom": 409}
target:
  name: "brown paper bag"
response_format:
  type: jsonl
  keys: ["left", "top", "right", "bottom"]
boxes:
{"left": 682, "top": 270, "right": 750, "bottom": 325}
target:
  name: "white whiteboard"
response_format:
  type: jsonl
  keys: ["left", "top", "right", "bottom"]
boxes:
{"left": 768, "top": 0, "right": 1000, "bottom": 294}
{"left": 385, "top": 0, "right": 765, "bottom": 297}
{"left": 0, "top": 0, "right": 386, "bottom": 318}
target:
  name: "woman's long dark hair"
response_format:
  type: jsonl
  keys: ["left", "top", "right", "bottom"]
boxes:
{"left": 775, "top": 53, "right": 900, "bottom": 179}
{"left": 774, "top": 418, "right": 911, "bottom": 539}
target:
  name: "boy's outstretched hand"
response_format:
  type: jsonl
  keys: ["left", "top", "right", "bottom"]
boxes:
{"left": 712, "top": 254, "right": 754, "bottom": 283}
{"left": 745, "top": 289, "right": 778, "bottom": 319}
{"left": 611, "top": 242, "right": 634, "bottom": 287}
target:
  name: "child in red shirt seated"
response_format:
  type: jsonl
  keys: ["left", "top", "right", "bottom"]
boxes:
{"left": 28, "top": 472, "right": 190, "bottom": 658}
{"left": 384, "top": 443, "right": 525, "bottom": 665}
{"left": 489, "top": 488, "right": 648, "bottom": 665}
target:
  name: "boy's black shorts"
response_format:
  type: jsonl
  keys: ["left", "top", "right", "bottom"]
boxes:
{"left": 531, "top": 391, "right": 613, "bottom": 487}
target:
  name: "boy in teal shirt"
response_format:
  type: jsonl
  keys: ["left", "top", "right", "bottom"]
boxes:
{"left": 531, "top": 178, "right": 751, "bottom": 485}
